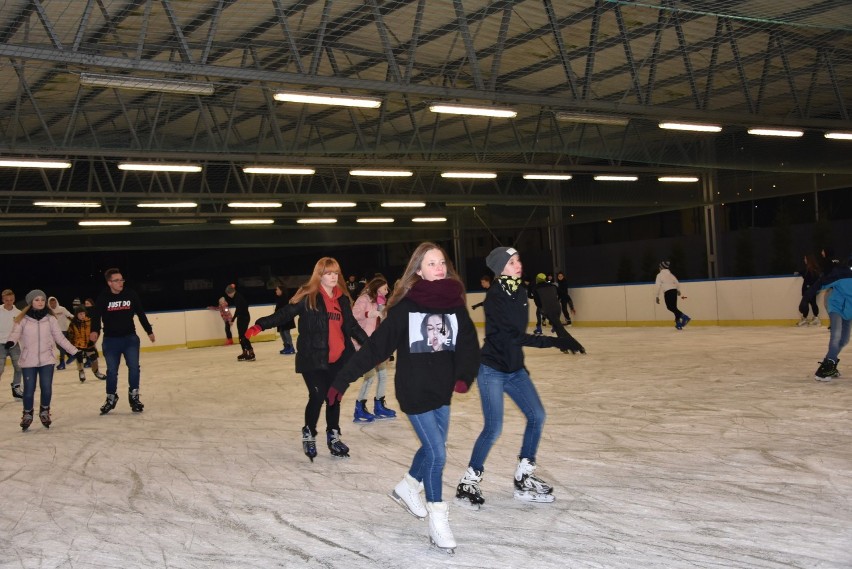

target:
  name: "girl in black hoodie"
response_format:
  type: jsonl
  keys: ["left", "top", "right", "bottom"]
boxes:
{"left": 328, "top": 242, "right": 479, "bottom": 553}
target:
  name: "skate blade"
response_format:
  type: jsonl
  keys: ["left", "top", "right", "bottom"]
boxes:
{"left": 429, "top": 537, "right": 455, "bottom": 554}
{"left": 389, "top": 491, "right": 427, "bottom": 520}
{"left": 352, "top": 418, "right": 375, "bottom": 423}
{"left": 454, "top": 496, "right": 482, "bottom": 511}
{"left": 513, "top": 490, "right": 555, "bottom": 503}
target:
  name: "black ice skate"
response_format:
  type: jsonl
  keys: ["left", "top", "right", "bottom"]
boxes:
{"left": 327, "top": 428, "right": 350, "bottom": 457}
{"left": 39, "top": 406, "right": 51, "bottom": 428}
{"left": 100, "top": 393, "right": 118, "bottom": 415}
{"left": 513, "top": 458, "right": 555, "bottom": 503}
{"left": 814, "top": 358, "right": 839, "bottom": 382}
{"left": 20, "top": 409, "right": 33, "bottom": 431}
{"left": 128, "top": 389, "right": 144, "bottom": 412}
{"left": 301, "top": 426, "right": 317, "bottom": 462}
{"left": 456, "top": 466, "right": 485, "bottom": 509}
{"left": 78, "top": 369, "right": 86, "bottom": 382}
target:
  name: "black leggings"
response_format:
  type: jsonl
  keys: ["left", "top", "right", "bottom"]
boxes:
{"left": 301, "top": 359, "right": 344, "bottom": 436}
{"left": 800, "top": 296, "right": 819, "bottom": 318}
{"left": 236, "top": 316, "right": 251, "bottom": 350}
{"left": 664, "top": 289, "right": 684, "bottom": 321}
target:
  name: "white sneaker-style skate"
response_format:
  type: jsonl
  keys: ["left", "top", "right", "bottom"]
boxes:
{"left": 390, "top": 474, "right": 427, "bottom": 519}
{"left": 795, "top": 317, "right": 808, "bottom": 327}
{"left": 810, "top": 317, "right": 821, "bottom": 327}
{"left": 513, "top": 458, "right": 555, "bottom": 503}
{"left": 426, "top": 501, "right": 456, "bottom": 554}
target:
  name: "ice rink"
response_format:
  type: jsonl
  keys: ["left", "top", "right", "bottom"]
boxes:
{"left": 1, "top": 325, "right": 849, "bottom": 569}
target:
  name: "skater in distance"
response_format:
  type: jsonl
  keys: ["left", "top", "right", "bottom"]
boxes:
{"left": 655, "top": 261, "right": 691, "bottom": 329}
{"left": 801, "top": 254, "right": 852, "bottom": 381}
{"left": 327, "top": 242, "right": 480, "bottom": 554}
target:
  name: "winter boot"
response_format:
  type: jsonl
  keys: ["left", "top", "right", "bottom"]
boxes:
{"left": 327, "top": 428, "right": 350, "bottom": 457}
{"left": 390, "top": 473, "right": 427, "bottom": 519}
{"left": 100, "top": 393, "right": 118, "bottom": 415}
{"left": 373, "top": 396, "right": 397, "bottom": 419}
{"left": 426, "top": 502, "right": 457, "bottom": 553}
{"left": 128, "top": 389, "right": 144, "bottom": 412}
{"left": 513, "top": 458, "right": 555, "bottom": 503}
{"left": 39, "top": 406, "right": 51, "bottom": 428}
{"left": 353, "top": 400, "right": 376, "bottom": 423}
{"left": 456, "top": 466, "right": 485, "bottom": 509}
{"left": 301, "top": 426, "right": 317, "bottom": 462}
{"left": 814, "top": 358, "right": 839, "bottom": 382}
{"left": 11, "top": 382, "right": 23, "bottom": 399}
{"left": 20, "top": 409, "right": 33, "bottom": 431}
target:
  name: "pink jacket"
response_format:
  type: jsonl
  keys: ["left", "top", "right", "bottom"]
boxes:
{"left": 352, "top": 293, "right": 381, "bottom": 349}
{"left": 8, "top": 314, "right": 79, "bottom": 368}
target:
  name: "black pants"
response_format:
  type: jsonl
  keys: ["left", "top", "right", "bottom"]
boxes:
{"left": 664, "top": 289, "right": 684, "bottom": 321}
{"left": 236, "top": 316, "right": 251, "bottom": 350}
{"left": 301, "top": 359, "right": 344, "bottom": 436}
{"left": 799, "top": 293, "right": 819, "bottom": 318}
{"left": 559, "top": 298, "right": 572, "bottom": 323}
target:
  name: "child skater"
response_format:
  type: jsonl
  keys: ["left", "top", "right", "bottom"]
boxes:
{"left": 802, "top": 254, "right": 852, "bottom": 381}
{"left": 245, "top": 258, "right": 368, "bottom": 460}
{"left": 208, "top": 297, "right": 235, "bottom": 345}
{"left": 326, "top": 242, "right": 480, "bottom": 554}
{"left": 655, "top": 260, "right": 690, "bottom": 329}
{"left": 351, "top": 276, "right": 397, "bottom": 421}
{"left": 67, "top": 305, "right": 107, "bottom": 382}
{"left": 455, "top": 247, "right": 583, "bottom": 509}
{"left": 5, "top": 290, "right": 79, "bottom": 430}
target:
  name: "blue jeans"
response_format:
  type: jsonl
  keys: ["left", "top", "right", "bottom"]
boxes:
{"left": 103, "top": 335, "right": 141, "bottom": 394}
{"left": 22, "top": 364, "right": 54, "bottom": 410}
{"left": 0, "top": 342, "right": 22, "bottom": 386}
{"left": 826, "top": 312, "right": 851, "bottom": 362}
{"left": 407, "top": 405, "right": 450, "bottom": 503}
{"left": 468, "top": 364, "right": 546, "bottom": 472}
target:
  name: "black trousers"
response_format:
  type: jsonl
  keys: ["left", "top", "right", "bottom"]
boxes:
{"left": 664, "top": 289, "right": 684, "bottom": 321}
{"left": 236, "top": 316, "right": 251, "bottom": 350}
{"left": 301, "top": 359, "right": 344, "bottom": 436}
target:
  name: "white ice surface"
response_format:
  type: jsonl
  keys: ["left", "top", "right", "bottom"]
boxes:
{"left": 0, "top": 326, "right": 850, "bottom": 569}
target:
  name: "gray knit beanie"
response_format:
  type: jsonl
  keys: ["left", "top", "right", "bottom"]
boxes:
{"left": 485, "top": 247, "right": 518, "bottom": 276}
{"left": 25, "top": 289, "right": 46, "bottom": 305}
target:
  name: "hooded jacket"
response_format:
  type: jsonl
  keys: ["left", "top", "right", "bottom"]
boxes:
{"left": 8, "top": 313, "right": 78, "bottom": 368}
{"left": 255, "top": 288, "right": 367, "bottom": 374}
{"left": 332, "top": 279, "right": 480, "bottom": 415}
{"left": 802, "top": 263, "right": 852, "bottom": 319}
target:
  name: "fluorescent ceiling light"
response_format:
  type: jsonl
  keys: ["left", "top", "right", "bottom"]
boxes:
{"left": 349, "top": 169, "right": 413, "bottom": 177}
{"left": 227, "top": 202, "right": 282, "bottom": 208}
{"left": 594, "top": 175, "right": 638, "bottom": 181}
{"left": 34, "top": 201, "right": 101, "bottom": 208}
{"left": 356, "top": 217, "right": 395, "bottom": 223}
{"left": 307, "top": 202, "right": 356, "bottom": 208}
{"left": 658, "top": 122, "right": 722, "bottom": 133}
{"left": 523, "top": 174, "right": 572, "bottom": 180}
{"left": 441, "top": 172, "right": 497, "bottom": 179}
{"left": 412, "top": 217, "right": 447, "bottom": 222}
{"left": 428, "top": 104, "right": 517, "bottom": 118}
{"left": 136, "top": 202, "right": 197, "bottom": 208}
{"left": 658, "top": 176, "right": 700, "bottom": 183}
{"left": 380, "top": 201, "right": 426, "bottom": 208}
{"left": 273, "top": 91, "right": 381, "bottom": 108}
{"left": 78, "top": 220, "right": 131, "bottom": 226}
{"left": 824, "top": 131, "right": 852, "bottom": 140}
{"left": 230, "top": 219, "right": 274, "bottom": 225}
{"left": 79, "top": 73, "right": 215, "bottom": 96}
{"left": 297, "top": 218, "right": 338, "bottom": 224}
{"left": 747, "top": 128, "right": 803, "bottom": 137}
{"left": 118, "top": 163, "right": 202, "bottom": 173}
{"left": 243, "top": 166, "right": 315, "bottom": 175}
{"left": 555, "top": 111, "right": 629, "bottom": 126}
{"left": 0, "top": 159, "right": 71, "bottom": 169}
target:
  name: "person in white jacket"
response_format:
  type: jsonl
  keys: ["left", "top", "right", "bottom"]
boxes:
{"left": 5, "top": 289, "right": 79, "bottom": 430}
{"left": 48, "top": 296, "right": 74, "bottom": 370}
{"left": 1, "top": 288, "right": 23, "bottom": 399}
{"left": 655, "top": 261, "right": 691, "bottom": 329}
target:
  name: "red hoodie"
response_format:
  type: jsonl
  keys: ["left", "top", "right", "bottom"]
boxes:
{"left": 319, "top": 285, "right": 345, "bottom": 363}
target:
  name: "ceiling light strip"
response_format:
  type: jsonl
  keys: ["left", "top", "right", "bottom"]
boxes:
{"left": 273, "top": 92, "right": 381, "bottom": 108}
{"left": 34, "top": 201, "right": 101, "bottom": 208}
{"left": 658, "top": 122, "right": 722, "bottom": 133}
{"left": 0, "top": 159, "right": 71, "bottom": 169}
{"left": 356, "top": 218, "right": 395, "bottom": 223}
{"left": 307, "top": 202, "right": 356, "bottom": 208}
{"left": 79, "top": 220, "right": 131, "bottom": 227}
{"left": 349, "top": 169, "right": 413, "bottom": 177}
{"left": 658, "top": 176, "right": 700, "bottom": 183}
{"left": 429, "top": 103, "right": 516, "bottom": 118}
{"left": 594, "top": 175, "right": 638, "bottom": 181}
{"left": 380, "top": 202, "right": 426, "bottom": 208}
{"left": 441, "top": 172, "right": 497, "bottom": 179}
{"left": 243, "top": 166, "right": 315, "bottom": 175}
{"left": 412, "top": 217, "right": 447, "bottom": 222}
{"left": 118, "top": 163, "right": 202, "bottom": 173}
{"left": 523, "top": 174, "right": 572, "bottom": 180}
{"left": 136, "top": 202, "right": 198, "bottom": 208}
{"left": 230, "top": 219, "right": 274, "bottom": 225}
{"left": 747, "top": 128, "right": 804, "bottom": 137}
{"left": 296, "top": 218, "right": 338, "bottom": 224}
{"left": 80, "top": 73, "right": 215, "bottom": 96}
{"left": 227, "top": 202, "right": 282, "bottom": 208}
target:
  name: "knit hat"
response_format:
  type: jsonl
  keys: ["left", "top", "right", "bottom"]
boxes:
{"left": 485, "top": 247, "right": 518, "bottom": 276}
{"left": 225, "top": 284, "right": 236, "bottom": 294}
{"left": 25, "top": 289, "right": 46, "bottom": 305}
{"left": 72, "top": 297, "right": 81, "bottom": 306}
{"left": 659, "top": 260, "right": 671, "bottom": 270}
{"left": 74, "top": 304, "right": 87, "bottom": 315}
{"left": 535, "top": 273, "right": 546, "bottom": 284}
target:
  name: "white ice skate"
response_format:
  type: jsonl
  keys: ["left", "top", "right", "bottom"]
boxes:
{"left": 390, "top": 474, "right": 427, "bottom": 519}
{"left": 426, "top": 501, "right": 456, "bottom": 554}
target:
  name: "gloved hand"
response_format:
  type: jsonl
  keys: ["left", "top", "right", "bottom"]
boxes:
{"left": 454, "top": 380, "right": 470, "bottom": 393}
{"left": 3, "top": 340, "right": 14, "bottom": 350}
{"left": 367, "top": 310, "right": 381, "bottom": 318}
{"left": 327, "top": 386, "right": 344, "bottom": 406}
{"left": 555, "top": 335, "right": 586, "bottom": 354}
{"left": 245, "top": 324, "right": 262, "bottom": 338}
{"left": 655, "top": 297, "right": 660, "bottom": 304}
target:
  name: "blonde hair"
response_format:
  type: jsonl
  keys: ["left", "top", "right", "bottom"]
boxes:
{"left": 290, "top": 257, "right": 352, "bottom": 310}
{"left": 14, "top": 304, "right": 55, "bottom": 324}
{"left": 387, "top": 242, "right": 464, "bottom": 308}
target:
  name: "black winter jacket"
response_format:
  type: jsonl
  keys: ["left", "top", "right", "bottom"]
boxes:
{"left": 482, "top": 281, "right": 564, "bottom": 373}
{"left": 332, "top": 285, "right": 480, "bottom": 415}
{"left": 255, "top": 292, "right": 368, "bottom": 374}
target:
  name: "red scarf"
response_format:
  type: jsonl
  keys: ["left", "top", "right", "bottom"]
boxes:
{"left": 319, "top": 286, "right": 345, "bottom": 363}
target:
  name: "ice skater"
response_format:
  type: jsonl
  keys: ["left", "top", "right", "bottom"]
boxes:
{"left": 6, "top": 290, "right": 79, "bottom": 430}
{"left": 326, "top": 242, "right": 480, "bottom": 554}
{"left": 655, "top": 261, "right": 690, "bottom": 329}
{"left": 796, "top": 254, "right": 822, "bottom": 326}
{"left": 1, "top": 288, "right": 23, "bottom": 399}
{"left": 208, "top": 296, "right": 234, "bottom": 345}
{"left": 225, "top": 284, "right": 254, "bottom": 361}
{"left": 273, "top": 283, "right": 296, "bottom": 355}
{"left": 802, "top": 254, "right": 852, "bottom": 381}
{"left": 67, "top": 305, "right": 107, "bottom": 382}
{"left": 351, "top": 276, "right": 396, "bottom": 422}
{"left": 245, "top": 257, "right": 368, "bottom": 460}
{"left": 455, "top": 247, "right": 583, "bottom": 510}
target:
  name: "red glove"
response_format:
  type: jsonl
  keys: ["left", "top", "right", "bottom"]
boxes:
{"left": 245, "top": 324, "right": 262, "bottom": 338}
{"left": 327, "top": 386, "right": 344, "bottom": 406}
{"left": 454, "top": 380, "right": 469, "bottom": 393}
